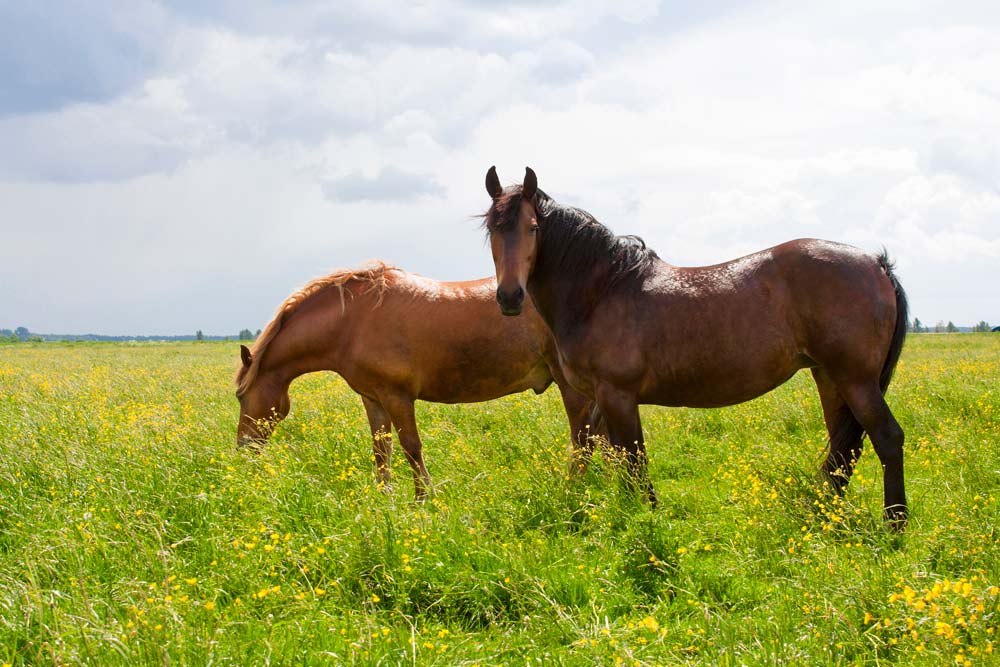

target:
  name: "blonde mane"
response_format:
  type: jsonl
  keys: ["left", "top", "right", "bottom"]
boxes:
{"left": 235, "top": 261, "right": 395, "bottom": 396}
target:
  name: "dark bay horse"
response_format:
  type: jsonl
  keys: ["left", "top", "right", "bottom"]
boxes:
{"left": 235, "top": 262, "right": 597, "bottom": 499}
{"left": 482, "top": 167, "right": 909, "bottom": 527}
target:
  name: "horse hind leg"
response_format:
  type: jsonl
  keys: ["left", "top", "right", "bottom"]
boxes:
{"left": 361, "top": 396, "right": 394, "bottom": 493}
{"left": 811, "top": 369, "right": 865, "bottom": 495}
{"left": 838, "top": 382, "right": 907, "bottom": 528}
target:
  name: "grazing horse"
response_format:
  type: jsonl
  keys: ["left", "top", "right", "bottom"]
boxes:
{"left": 235, "top": 262, "right": 597, "bottom": 499}
{"left": 482, "top": 166, "right": 909, "bottom": 527}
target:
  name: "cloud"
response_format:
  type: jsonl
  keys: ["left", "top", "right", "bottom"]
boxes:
{"left": 321, "top": 167, "right": 444, "bottom": 203}
{"left": 0, "top": 1, "right": 168, "bottom": 115}
{"left": 0, "top": 25, "right": 597, "bottom": 183}
{"left": 874, "top": 173, "right": 1000, "bottom": 260}
{"left": 0, "top": 144, "right": 491, "bottom": 335}
{"left": 0, "top": 81, "right": 212, "bottom": 182}
{"left": 926, "top": 136, "right": 1000, "bottom": 192}
{"left": 163, "top": 0, "right": 661, "bottom": 50}
{"left": 4, "top": 0, "right": 1000, "bottom": 333}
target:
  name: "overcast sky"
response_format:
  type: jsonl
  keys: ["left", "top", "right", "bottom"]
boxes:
{"left": 2, "top": 1, "right": 999, "bottom": 335}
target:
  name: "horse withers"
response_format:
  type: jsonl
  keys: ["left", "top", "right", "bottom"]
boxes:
{"left": 235, "top": 263, "right": 598, "bottom": 499}
{"left": 482, "top": 166, "right": 909, "bottom": 528}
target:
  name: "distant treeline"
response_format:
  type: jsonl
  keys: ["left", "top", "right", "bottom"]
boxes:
{"left": 908, "top": 319, "right": 995, "bottom": 334}
{"left": 1, "top": 327, "right": 260, "bottom": 343}
{"left": 3, "top": 321, "right": 997, "bottom": 343}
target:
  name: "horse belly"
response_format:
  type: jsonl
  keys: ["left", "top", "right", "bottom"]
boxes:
{"left": 416, "top": 358, "right": 552, "bottom": 403}
{"left": 371, "top": 292, "right": 554, "bottom": 403}
{"left": 641, "top": 339, "right": 806, "bottom": 408}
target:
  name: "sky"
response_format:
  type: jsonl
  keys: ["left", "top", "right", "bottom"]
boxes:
{"left": 1, "top": 1, "right": 999, "bottom": 335}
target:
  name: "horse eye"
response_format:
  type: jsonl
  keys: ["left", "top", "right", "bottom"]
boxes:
{"left": 529, "top": 224, "right": 539, "bottom": 233}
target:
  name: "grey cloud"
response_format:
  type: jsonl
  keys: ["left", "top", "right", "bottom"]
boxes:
{"left": 0, "top": 1, "right": 168, "bottom": 115}
{"left": 162, "top": 0, "right": 660, "bottom": 57}
{"left": 0, "top": 1, "right": 612, "bottom": 184}
{"left": 0, "top": 126, "right": 188, "bottom": 183}
{"left": 0, "top": 93, "right": 208, "bottom": 183}
{"left": 162, "top": 1, "right": 471, "bottom": 51}
{"left": 321, "top": 167, "right": 444, "bottom": 203}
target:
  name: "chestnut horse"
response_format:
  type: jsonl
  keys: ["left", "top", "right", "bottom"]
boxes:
{"left": 482, "top": 167, "right": 909, "bottom": 527}
{"left": 235, "top": 262, "right": 597, "bottom": 499}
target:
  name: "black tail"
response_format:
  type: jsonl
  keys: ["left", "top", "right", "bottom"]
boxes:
{"left": 876, "top": 250, "right": 908, "bottom": 394}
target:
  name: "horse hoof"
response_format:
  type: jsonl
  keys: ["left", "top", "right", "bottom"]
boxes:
{"left": 884, "top": 505, "right": 908, "bottom": 532}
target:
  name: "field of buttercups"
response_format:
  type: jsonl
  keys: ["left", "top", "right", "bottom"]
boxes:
{"left": 0, "top": 334, "right": 998, "bottom": 665}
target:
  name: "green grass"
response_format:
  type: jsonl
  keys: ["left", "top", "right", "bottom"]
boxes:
{"left": 1, "top": 335, "right": 999, "bottom": 665}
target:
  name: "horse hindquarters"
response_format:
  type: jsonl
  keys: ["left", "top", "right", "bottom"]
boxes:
{"left": 807, "top": 253, "right": 908, "bottom": 527}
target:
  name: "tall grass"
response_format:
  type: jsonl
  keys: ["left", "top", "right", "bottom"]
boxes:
{"left": 0, "top": 335, "right": 998, "bottom": 665}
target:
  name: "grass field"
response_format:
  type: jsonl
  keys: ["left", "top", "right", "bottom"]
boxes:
{"left": 1, "top": 334, "right": 998, "bottom": 666}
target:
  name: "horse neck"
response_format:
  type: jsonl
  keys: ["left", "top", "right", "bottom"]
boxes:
{"left": 257, "top": 288, "right": 353, "bottom": 386}
{"left": 527, "top": 242, "right": 615, "bottom": 336}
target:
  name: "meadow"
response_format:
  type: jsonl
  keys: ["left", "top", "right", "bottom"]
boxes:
{"left": 0, "top": 334, "right": 998, "bottom": 666}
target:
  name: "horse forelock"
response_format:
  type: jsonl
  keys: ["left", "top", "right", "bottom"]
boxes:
{"left": 234, "top": 261, "right": 396, "bottom": 396}
{"left": 481, "top": 187, "right": 527, "bottom": 234}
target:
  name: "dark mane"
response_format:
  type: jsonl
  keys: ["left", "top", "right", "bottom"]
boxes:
{"left": 483, "top": 187, "right": 658, "bottom": 288}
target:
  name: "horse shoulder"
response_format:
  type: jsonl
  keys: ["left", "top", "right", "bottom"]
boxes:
{"left": 549, "top": 292, "right": 647, "bottom": 391}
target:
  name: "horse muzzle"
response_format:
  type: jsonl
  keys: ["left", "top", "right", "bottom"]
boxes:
{"left": 496, "top": 285, "right": 525, "bottom": 316}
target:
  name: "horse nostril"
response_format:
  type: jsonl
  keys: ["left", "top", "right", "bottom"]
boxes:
{"left": 496, "top": 286, "right": 525, "bottom": 308}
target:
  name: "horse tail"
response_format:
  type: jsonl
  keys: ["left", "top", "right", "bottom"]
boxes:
{"left": 876, "top": 250, "right": 908, "bottom": 395}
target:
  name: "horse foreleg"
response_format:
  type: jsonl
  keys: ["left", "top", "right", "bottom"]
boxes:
{"left": 556, "top": 382, "right": 600, "bottom": 475}
{"left": 595, "top": 384, "right": 657, "bottom": 507}
{"left": 378, "top": 393, "right": 432, "bottom": 501}
{"left": 840, "top": 383, "right": 907, "bottom": 529}
{"left": 361, "top": 395, "right": 394, "bottom": 493}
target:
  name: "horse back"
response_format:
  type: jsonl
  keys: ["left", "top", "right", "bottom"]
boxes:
{"left": 566, "top": 239, "right": 898, "bottom": 406}
{"left": 334, "top": 272, "right": 557, "bottom": 402}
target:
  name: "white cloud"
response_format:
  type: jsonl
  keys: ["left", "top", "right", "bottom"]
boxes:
{"left": 0, "top": 87, "right": 212, "bottom": 182}
{"left": 321, "top": 166, "right": 444, "bottom": 202}
{"left": 875, "top": 174, "right": 1000, "bottom": 259}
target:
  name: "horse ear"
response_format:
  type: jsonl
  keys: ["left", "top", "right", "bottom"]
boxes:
{"left": 485, "top": 165, "right": 503, "bottom": 199}
{"left": 240, "top": 345, "right": 253, "bottom": 368}
{"left": 522, "top": 166, "right": 537, "bottom": 201}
